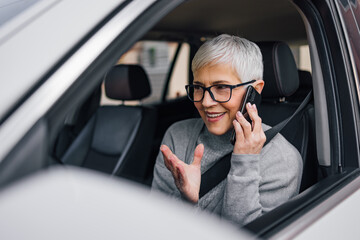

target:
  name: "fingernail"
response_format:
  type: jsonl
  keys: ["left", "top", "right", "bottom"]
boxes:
{"left": 247, "top": 102, "right": 252, "bottom": 108}
{"left": 252, "top": 104, "right": 256, "bottom": 109}
{"left": 237, "top": 111, "right": 242, "bottom": 117}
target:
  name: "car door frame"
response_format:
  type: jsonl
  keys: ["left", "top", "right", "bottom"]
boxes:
{"left": 244, "top": 0, "right": 360, "bottom": 238}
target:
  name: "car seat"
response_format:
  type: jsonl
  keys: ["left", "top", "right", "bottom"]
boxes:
{"left": 53, "top": 84, "right": 101, "bottom": 162}
{"left": 61, "top": 64, "right": 157, "bottom": 184}
{"left": 256, "top": 41, "right": 319, "bottom": 192}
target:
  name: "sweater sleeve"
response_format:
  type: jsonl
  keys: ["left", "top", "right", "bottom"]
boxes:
{"left": 222, "top": 135, "right": 303, "bottom": 225}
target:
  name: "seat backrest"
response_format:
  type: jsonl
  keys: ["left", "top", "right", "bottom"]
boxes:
{"left": 61, "top": 64, "right": 157, "bottom": 184}
{"left": 257, "top": 41, "right": 318, "bottom": 192}
{"left": 52, "top": 84, "right": 101, "bottom": 162}
{"left": 288, "top": 70, "right": 313, "bottom": 102}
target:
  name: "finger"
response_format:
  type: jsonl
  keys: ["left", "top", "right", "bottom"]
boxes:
{"left": 247, "top": 103, "right": 262, "bottom": 133}
{"left": 162, "top": 154, "right": 174, "bottom": 172}
{"left": 233, "top": 119, "right": 245, "bottom": 143}
{"left": 192, "top": 144, "right": 204, "bottom": 166}
{"left": 160, "top": 145, "right": 177, "bottom": 172}
{"left": 236, "top": 110, "right": 252, "bottom": 137}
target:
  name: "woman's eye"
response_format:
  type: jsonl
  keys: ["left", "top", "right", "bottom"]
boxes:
{"left": 214, "top": 85, "right": 228, "bottom": 90}
{"left": 193, "top": 85, "right": 202, "bottom": 90}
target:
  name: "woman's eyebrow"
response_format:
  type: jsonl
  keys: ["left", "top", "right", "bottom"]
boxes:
{"left": 193, "top": 81, "right": 204, "bottom": 85}
{"left": 212, "top": 80, "right": 231, "bottom": 85}
{"left": 193, "top": 80, "right": 231, "bottom": 85}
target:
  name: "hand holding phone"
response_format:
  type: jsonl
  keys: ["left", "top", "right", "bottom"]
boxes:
{"left": 230, "top": 86, "right": 262, "bottom": 145}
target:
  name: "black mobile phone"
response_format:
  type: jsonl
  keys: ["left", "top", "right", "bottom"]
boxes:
{"left": 230, "top": 86, "right": 262, "bottom": 145}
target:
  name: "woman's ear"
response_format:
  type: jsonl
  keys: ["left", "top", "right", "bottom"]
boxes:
{"left": 253, "top": 80, "right": 265, "bottom": 94}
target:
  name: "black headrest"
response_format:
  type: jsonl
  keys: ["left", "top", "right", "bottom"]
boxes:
{"left": 104, "top": 64, "right": 151, "bottom": 100}
{"left": 257, "top": 42, "right": 299, "bottom": 98}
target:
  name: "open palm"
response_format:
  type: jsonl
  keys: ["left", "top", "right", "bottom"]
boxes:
{"left": 160, "top": 144, "right": 204, "bottom": 203}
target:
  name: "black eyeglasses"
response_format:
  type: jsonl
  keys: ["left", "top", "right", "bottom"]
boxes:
{"left": 185, "top": 80, "right": 256, "bottom": 103}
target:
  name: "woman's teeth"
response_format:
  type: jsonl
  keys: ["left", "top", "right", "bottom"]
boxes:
{"left": 207, "top": 113, "right": 225, "bottom": 118}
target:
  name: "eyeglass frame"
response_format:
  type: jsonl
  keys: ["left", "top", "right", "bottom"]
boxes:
{"left": 185, "top": 79, "right": 256, "bottom": 103}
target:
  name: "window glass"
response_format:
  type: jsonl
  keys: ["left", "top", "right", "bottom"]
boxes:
{"left": 337, "top": 0, "right": 360, "bottom": 86}
{"left": 167, "top": 43, "right": 189, "bottom": 100}
{"left": 299, "top": 45, "right": 312, "bottom": 72}
{"left": 290, "top": 45, "right": 312, "bottom": 72}
{"left": 100, "top": 41, "right": 189, "bottom": 105}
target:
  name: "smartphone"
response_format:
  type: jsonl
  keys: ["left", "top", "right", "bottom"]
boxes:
{"left": 230, "top": 86, "right": 262, "bottom": 145}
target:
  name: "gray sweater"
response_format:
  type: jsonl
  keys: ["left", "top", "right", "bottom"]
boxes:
{"left": 152, "top": 118, "right": 303, "bottom": 225}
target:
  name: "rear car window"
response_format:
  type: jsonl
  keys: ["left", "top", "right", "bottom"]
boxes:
{"left": 101, "top": 41, "right": 189, "bottom": 106}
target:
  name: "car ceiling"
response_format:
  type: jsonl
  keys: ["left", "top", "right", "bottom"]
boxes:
{"left": 147, "top": 0, "right": 307, "bottom": 45}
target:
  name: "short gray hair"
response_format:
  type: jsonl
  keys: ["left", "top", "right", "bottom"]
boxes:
{"left": 192, "top": 34, "right": 263, "bottom": 82}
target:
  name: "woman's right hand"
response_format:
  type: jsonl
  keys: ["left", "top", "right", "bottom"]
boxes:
{"left": 160, "top": 144, "right": 204, "bottom": 203}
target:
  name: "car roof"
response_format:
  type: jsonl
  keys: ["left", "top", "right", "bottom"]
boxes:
{"left": 146, "top": 0, "right": 306, "bottom": 44}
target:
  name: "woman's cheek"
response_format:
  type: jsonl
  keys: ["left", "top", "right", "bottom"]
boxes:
{"left": 225, "top": 102, "right": 241, "bottom": 119}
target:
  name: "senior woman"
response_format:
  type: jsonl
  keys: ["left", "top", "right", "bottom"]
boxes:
{"left": 151, "top": 34, "right": 302, "bottom": 225}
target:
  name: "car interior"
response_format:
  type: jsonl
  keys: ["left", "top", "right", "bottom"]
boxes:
{"left": 53, "top": 2, "right": 320, "bottom": 184}
{"left": 39, "top": 0, "right": 322, "bottom": 227}
{"left": 2, "top": 0, "right": 359, "bottom": 238}
{"left": 54, "top": 0, "right": 321, "bottom": 228}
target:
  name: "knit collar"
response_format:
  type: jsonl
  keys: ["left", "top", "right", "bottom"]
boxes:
{"left": 197, "top": 124, "right": 234, "bottom": 154}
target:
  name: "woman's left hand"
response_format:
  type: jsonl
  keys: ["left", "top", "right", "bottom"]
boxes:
{"left": 232, "top": 102, "right": 266, "bottom": 155}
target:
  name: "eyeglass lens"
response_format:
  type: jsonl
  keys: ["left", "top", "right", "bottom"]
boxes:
{"left": 187, "top": 85, "right": 231, "bottom": 102}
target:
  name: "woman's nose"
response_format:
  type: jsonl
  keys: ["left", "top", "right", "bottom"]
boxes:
{"left": 202, "top": 90, "right": 217, "bottom": 107}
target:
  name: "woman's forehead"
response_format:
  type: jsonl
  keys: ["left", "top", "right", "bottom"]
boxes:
{"left": 193, "top": 63, "right": 242, "bottom": 84}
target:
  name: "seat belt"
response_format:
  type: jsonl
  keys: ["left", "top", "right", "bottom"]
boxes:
{"left": 199, "top": 91, "right": 312, "bottom": 199}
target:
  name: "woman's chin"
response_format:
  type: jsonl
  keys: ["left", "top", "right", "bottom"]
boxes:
{"left": 206, "top": 124, "right": 229, "bottom": 136}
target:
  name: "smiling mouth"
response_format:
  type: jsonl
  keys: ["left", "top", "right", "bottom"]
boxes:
{"left": 207, "top": 112, "right": 225, "bottom": 118}
{"left": 205, "top": 112, "right": 226, "bottom": 123}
